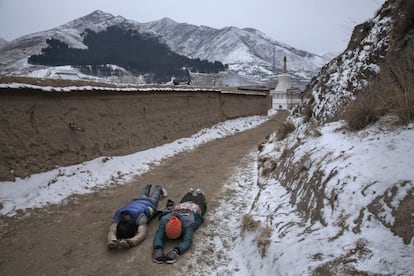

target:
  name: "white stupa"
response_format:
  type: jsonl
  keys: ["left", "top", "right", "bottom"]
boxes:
{"left": 271, "top": 56, "right": 302, "bottom": 109}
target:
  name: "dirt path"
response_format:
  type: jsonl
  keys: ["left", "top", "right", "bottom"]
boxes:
{"left": 0, "top": 111, "right": 288, "bottom": 276}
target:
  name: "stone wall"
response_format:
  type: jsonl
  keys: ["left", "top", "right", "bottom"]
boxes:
{"left": 0, "top": 87, "right": 271, "bottom": 181}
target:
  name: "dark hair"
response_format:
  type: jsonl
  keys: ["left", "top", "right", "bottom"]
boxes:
{"left": 116, "top": 220, "right": 137, "bottom": 239}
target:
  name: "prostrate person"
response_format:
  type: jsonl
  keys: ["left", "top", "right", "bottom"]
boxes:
{"left": 152, "top": 188, "right": 207, "bottom": 263}
{"left": 107, "top": 184, "right": 167, "bottom": 249}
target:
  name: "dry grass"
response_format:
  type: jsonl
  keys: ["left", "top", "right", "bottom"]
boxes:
{"left": 258, "top": 156, "right": 277, "bottom": 177}
{"left": 241, "top": 214, "right": 260, "bottom": 232}
{"left": 344, "top": 19, "right": 414, "bottom": 130}
{"left": 304, "top": 120, "right": 322, "bottom": 137}
{"left": 276, "top": 121, "right": 296, "bottom": 141}
{"left": 303, "top": 102, "right": 314, "bottom": 123}
{"left": 343, "top": 90, "right": 382, "bottom": 131}
{"left": 301, "top": 89, "right": 315, "bottom": 123}
{"left": 256, "top": 226, "right": 273, "bottom": 258}
{"left": 344, "top": 57, "right": 414, "bottom": 130}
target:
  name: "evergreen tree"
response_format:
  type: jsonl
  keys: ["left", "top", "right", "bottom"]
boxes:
{"left": 29, "top": 26, "right": 226, "bottom": 83}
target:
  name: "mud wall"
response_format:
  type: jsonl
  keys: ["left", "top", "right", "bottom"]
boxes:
{"left": 0, "top": 87, "right": 271, "bottom": 181}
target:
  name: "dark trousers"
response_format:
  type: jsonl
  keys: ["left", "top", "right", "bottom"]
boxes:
{"left": 180, "top": 191, "right": 207, "bottom": 216}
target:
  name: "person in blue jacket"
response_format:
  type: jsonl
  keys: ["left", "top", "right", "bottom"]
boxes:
{"left": 152, "top": 188, "right": 207, "bottom": 263}
{"left": 107, "top": 184, "right": 167, "bottom": 249}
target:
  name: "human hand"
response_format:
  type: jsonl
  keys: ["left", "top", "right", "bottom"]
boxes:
{"left": 119, "top": 239, "right": 134, "bottom": 249}
{"left": 107, "top": 239, "right": 119, "bottom": 250}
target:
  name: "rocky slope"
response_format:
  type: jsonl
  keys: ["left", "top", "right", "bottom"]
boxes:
{"left": 303, "top": 0, "right": 394, "bottom": 123}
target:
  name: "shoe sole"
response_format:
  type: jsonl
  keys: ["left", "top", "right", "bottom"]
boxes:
{"left": 159, "top": 187, "right": 168, "bottom": 200}
{"left": 152, "top": 259, "right": 165, "bottom": 264}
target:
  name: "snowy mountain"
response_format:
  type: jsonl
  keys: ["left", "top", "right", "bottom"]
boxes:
{"left": 140, "top": 17, "right": 328, "bottom": 85}
{"left": 0, "top": 10, "right": 329, "bottom": 86}
{"left": 0, "top": 37, "right": 7, "bottom": 49}
{"left": 0, "top": 10, "right": 157, "bottom": 82}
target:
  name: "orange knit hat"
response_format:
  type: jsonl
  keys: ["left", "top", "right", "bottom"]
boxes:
{"left": 165, "top": 215, "right": 182, "bottom": 239}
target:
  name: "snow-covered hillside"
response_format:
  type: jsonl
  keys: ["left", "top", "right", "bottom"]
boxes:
{"left": 0, "top": 10, "right": 329, "bottom": 86}
{"left": 207, "top": 0, "right": 413, "bottom": 274}
{"left": 305, "top": 3, "right": 392, "bottom": 123}
{"left": 187, "top": 116, "right": 414, "bottom": 275}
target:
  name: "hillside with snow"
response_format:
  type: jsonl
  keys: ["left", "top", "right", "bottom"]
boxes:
{"left": 0, "top": 10, "right": 329, "bottom": 86}
{"left": 304, "top": 4, "right": 392, "bottom": 123}
{"left": 198, "top": 0, "right": 413, "bottom": 274}
{"left": 187, "top": 117, "right": 414, "bottom": 275}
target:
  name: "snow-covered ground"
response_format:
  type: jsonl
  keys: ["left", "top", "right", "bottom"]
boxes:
{"left": 1, "top": 107, "right": 413, "bottom": 275}
{"left": 191, "top": 116, "right": 414, "bottom": 275}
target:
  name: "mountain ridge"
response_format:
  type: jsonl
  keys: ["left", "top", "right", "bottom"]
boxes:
{"left": 0, "top": 10, "right": 330, "bottom": 85}
{"left": 0, "top": 37, "right": 7, "bottom": 49}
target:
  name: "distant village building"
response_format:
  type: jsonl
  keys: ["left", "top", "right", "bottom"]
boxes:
{"left": 271, "top": 56, "right": 302, "bottom": 110}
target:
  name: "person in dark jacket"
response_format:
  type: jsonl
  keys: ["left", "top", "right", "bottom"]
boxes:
{"left": 107, "top": 184, "right": 167, "bottom": 249}
{"left": 152, "top": 188, "right": 207, "bottom": 264}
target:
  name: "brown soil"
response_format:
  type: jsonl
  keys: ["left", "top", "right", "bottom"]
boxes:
{"left": 0, "top": 110, "right": 288, "bottom": 275}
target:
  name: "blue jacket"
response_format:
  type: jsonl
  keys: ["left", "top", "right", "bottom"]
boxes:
{"left": 112, "top": 199, "right": 155, "bottom": 224}
{"left": 153, "top": 209, "right": 204, "bottom": 254}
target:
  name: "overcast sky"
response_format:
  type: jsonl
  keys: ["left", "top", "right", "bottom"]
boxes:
{"left": 0, "top": 0, "right": 385, "bottom": 54}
